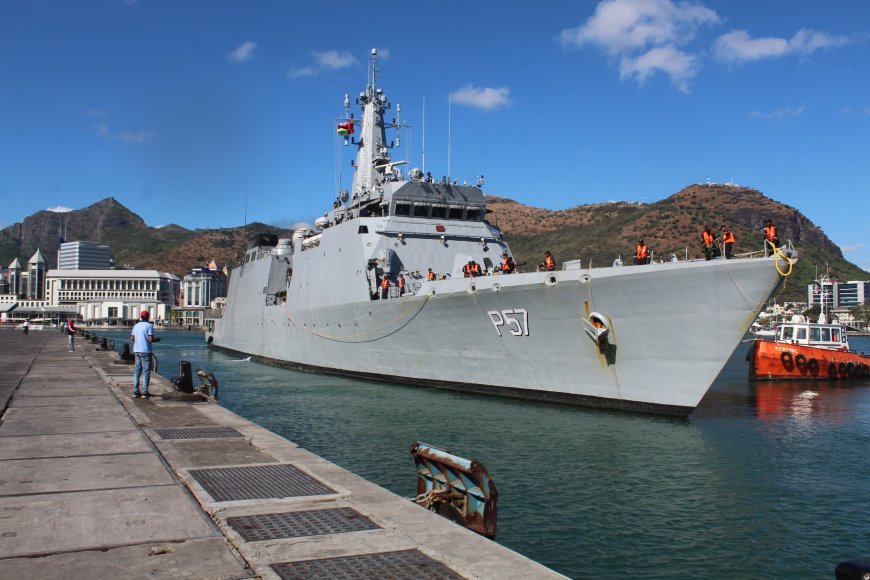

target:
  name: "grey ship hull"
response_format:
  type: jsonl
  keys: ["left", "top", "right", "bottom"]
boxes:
{"left": 212, "top": 255, "right": 780, "bottom": 416}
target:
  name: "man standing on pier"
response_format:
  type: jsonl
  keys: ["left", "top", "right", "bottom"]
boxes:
{"left": 131, "top": 310, "right": 155, "bottom": 399}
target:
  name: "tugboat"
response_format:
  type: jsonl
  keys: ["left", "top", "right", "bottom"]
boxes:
{"left": 210, "top": 48, "right": 796, "bottom": 417}
{"left": 749, "top": 314, "right": 870, "bottom": 380}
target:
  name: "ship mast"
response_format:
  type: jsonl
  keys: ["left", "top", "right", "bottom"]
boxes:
{"left": 351, "top": 48, "right": 391, "bottom": 202}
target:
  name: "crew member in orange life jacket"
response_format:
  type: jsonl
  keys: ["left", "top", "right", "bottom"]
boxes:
{"left": 397, "top": 274, "right": 406, "bottom": 296}
{"left": 702, "top": 226, "right": 715, "bottom": 260}
{"left": 763, "top": 219, "right": 779, "bottom": 256}
{"left": 543, "top": 251, "right": 556, "bottom": 271}
{"left": 380, "top": 276, "right": 389, "bottom": 299}
{"left": 501, "top": 253, "right": 515, "bottom": 274}
{"left": 721, "top": 226, "right": 736, "bottom": 259}
{"left": 426, "top": 268, "right": 436, "bottom": 281}
{"left": 634, "top": 240, "right": 650, "bottom": 265}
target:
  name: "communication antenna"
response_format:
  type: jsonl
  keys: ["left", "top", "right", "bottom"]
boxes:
{"left": 422, "top": 95, "right": 426, "bottom": 174}
{"left": 447, "top": 91, "right": 452, "bottom": 182}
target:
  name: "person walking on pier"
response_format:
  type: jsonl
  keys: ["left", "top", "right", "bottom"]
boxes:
{"left": 22, "top": 319, "right": 29, "bottom": 335}
{"left": 131, "top": 310, "right": 155, "bottom": 398}
{"left": 66, "top": 319, "right": 77, "bottom": 352}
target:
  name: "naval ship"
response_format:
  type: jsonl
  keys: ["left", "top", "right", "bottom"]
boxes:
{"left": 210, "top": 49, "right": 795, "bottom": 416}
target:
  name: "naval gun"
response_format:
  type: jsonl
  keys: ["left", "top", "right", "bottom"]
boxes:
{"left": 409, "top": 441, "right": 498, "bottom": 538}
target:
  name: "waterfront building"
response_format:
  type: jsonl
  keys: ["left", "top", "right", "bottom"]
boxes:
{"left": 179, "top": 261, "right": 227, "bottom": 327}
{"left": 807, "top": 280, "right": 870, "bottom": 309}
{"left": 45, "top": 269, "right": 180, "bottom": 325}
{"left": 58, "top": 241, "right": 112, "bottom": 270}
{"left": 8, "top": 258, "right": 22, "bottom": 296}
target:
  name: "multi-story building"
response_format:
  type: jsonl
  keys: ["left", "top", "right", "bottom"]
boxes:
{"left": 179, "top": 261, "right": 227, "bottom": 327}
{"left": 44, "top": 269, "right": 181, "bottom": 324}
{"left": 58, "top": 241, "right": 111, "bottom": 270}
{"left": 807, "top": 280, "right": 870, "bottom": 310}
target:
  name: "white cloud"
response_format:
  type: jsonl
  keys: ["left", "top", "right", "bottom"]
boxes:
{"left": 287, "top": 50, "right": 358, "bottom": 79}
{"left": 559, "top": 0, "right": 718, "bottom": 90}
{"left": 96, "top": 123, "right": 158, "bottom": 143}
{"left": 842, "top": 243, "right": 864, "bottom": 254}
{"left": 749, "top": 105, "right": 805, "bottom": 120}
{"left": 227, "top": 41, "right": 257, "bottom": 63}
{"left": 46, "top": 206, "right": 73, "bottom": 213}
{"left": 619, "top": 46, "right": 698, "bottom": 92}
{"left": 451, "top": 86, "right": 511, "bottom": 111}
{"left": 713, "top": 28, "right": 850, "bottom": 63}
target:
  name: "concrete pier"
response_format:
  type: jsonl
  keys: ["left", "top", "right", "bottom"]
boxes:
{"left": 0, "top": 329, "right": 564, "bottom": 579}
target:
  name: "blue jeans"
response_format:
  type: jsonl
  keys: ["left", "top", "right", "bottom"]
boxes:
{"left": 68, "top": 334, "right": 75, "bottom": 351}
{"left": 134, "top": 353, "right": 152, "bottom": 394}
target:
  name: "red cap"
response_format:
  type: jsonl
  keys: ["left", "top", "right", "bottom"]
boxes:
{"left": 140, "top": 310, "right": 150, "bottom": 320}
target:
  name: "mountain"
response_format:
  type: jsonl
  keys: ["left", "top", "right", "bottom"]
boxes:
{"left": 1, "top": 186, "right": 866, "bottom": 303}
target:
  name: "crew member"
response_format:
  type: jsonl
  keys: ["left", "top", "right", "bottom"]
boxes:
{"left": 721, "top": 226, "right": 736, "bottom": 259}
{"left": 463, "top": 261, "right": 473, "bottom": 278}
{"left": 501, "top": 253, "right": 515, "bottom": 274}
{"left": 380, "top": 276, "right": 389, "bottom": 299}
{"left": 471, "top": 261, "right": 482, "bottom": 277}
{"left": 763, "top": 219, "right": 779, "bottom": 256}
{"left": 426, "top": 268, "right": 436, "bottom": 281}
{"left": 634, "top": 240, "right": 650, "bottom": 265}
{"left": 702, "top": 226, "right": 716, "bottom": 260}
{"left": 398, "top": 274, "right": 406, "bottom": 296}
{"left": 543, "top": 251, "right": 556, "bottom": 271}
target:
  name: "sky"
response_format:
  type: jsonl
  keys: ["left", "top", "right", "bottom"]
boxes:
{"left": 1, "top": 0, "right": 868, "bottom": 271}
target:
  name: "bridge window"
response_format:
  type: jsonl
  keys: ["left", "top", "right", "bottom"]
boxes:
{"left": 394, "top": 203, "right": 411, "bottom": 216}
{"left": 820, "top": 327, "right": 831, "bottom": 342}
{"left": 431, "top": 205, "right": 446, "bottom": 219}
{"left": 810, "top": 327, "right": 820, "bottom": 342}
{"left": 413, "top": 205, "right": 429, "bottom": 217}
{"left": 795, "top": 327, "right": 807, "bottom": 341}
{"left": 448, "top": 207, "right": 463, "bottom": 220}
{"left": 466, "top": 208, "right": 481, "bottom": 221}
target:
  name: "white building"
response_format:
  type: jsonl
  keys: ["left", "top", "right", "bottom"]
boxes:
{"left": 807, "top": 280, "right": 870, "bottom": 310}
{"left": 179, "top": 261, "right": 227, "bottom": 327}
{"left": 45, "top": 269, "right": 180, "bottom": 325}
{"left": 58, "top": 241, "right": 111, "bottom": 270}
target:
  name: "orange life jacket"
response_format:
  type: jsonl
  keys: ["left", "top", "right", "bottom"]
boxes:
{"left": 764, "top": 225, "right": 777, "bottom": 241}
{"left": 381, "top": 277, "right": 389, "bottom": 289}
{"left": 635, "top": 244, "right": 649, "bottom": 260}
{"left": 398, "top": 276, "right": 405, "bottom": 289}
{"left": 502, "top": 257, "right": 513, "bottom": 272}
{"left": 544, "top": 255, "right": 555, "bottom": 271}
{"left": 427, "top": 271, "right": 436, "bottom": 281}
{"left": 723, "top": 230, "right": 735, "bottom": 243}
{"left": 702, "top": 230, "right": 714, "bottom": 245}
{"left": 471, "top": 262, "right": 481, "bottom": 275}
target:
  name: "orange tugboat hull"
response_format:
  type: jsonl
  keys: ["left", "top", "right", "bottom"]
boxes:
{"left": 749, "top": 339, "right": 870, "bottom": 381}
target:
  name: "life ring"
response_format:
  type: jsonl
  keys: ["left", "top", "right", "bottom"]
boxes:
{"left": 780, "top": 351, "right": 793, "bottom": 365}
{"left": 807, "top": 358, "right": 819, "bottom": 373}
{"left": 828, "top": 362, "right": 838, "bottom": 376}
{"left": 838, "top": 362, "right": 847, "bottom": 375}
{"left": 794, "top": 353, "right": 807, "bottom": 369}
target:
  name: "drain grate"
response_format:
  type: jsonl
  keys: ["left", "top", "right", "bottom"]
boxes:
{"left": 188, "top": 464, "right": 335, "bottom": 501}
{"left": 227, "top": 508, "right": 380, "bottom": 541}
{"left": 271, "top": 549, "right": 464, "bottom": 579}
{"left": 154, "top": 426, "right": 243, "bottom": 440}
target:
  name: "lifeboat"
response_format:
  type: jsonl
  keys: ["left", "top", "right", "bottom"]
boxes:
{"left": 748, "top": 321, "right": 870, "bottom": 380}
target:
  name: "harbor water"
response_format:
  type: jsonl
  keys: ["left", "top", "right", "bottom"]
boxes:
{"left": 103, "top": 330, "right": 870, "bottom": 579}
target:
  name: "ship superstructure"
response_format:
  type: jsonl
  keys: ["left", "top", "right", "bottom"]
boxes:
{"left": 211, "top": 49, "right": 795, "bottom": 416}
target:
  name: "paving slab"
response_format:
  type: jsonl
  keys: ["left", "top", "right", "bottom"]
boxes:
{"left": 2, "top": 403, "right": 123, "bottom": 420}
{"left": 154, "top": 438, "right": 278, "bottom": 468}
{"left": 9, "top": 394, "right": 117, "bottom": 407}
{"left": 0, "top": 414, "right": 137, "bottom": 436}
{"left": 0, "top": 453, "right": 174, "bottom": 495}
{"left": 0, "top": 537, "right": 251, "bottom": 580}
{"left": 0, "top": 486, "right": 219, "bottom": 558}
{"left": 0, "top": 431, "right": 152, "bottom": 460}
{"left": 13, "top": 386, "right": 111, "bottom": 397}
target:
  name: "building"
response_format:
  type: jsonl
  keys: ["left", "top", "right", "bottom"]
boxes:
{"left": 807, "top": 279, "right": 870, "bottom": 310}
{"left": 44, "top": 269, "right": 181, "bottom": 325}
{"left": 179, "top": 261, "right": 227, "bottom": 327}
{"left": 58, "top": 241, "right": 111, "bottom": 270}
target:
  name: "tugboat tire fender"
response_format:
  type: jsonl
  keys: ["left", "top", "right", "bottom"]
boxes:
{"left": 807, "top": 358, "right": 819, "bottom": 373}
{"left": 828, "top": 362, "right": 838, "bottom": 376}
{"left": 794, "top": 353, "right": 807, "bottom": 368}
{"left": 780, "top": 351, "right": 793, "bottom": 365}
{"left": 846, "top": 362, "right": 855, "bottom": 376}
{"left": 838, "top": 362, "right": 848, "bottom": 375}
